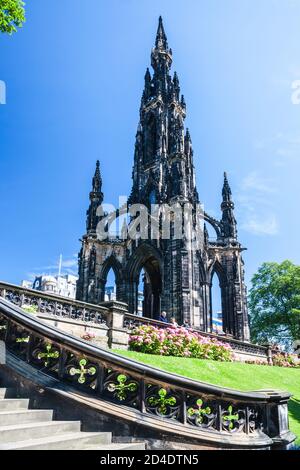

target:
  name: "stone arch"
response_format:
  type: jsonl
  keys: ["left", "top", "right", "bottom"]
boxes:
{"left": 99, "top": 255, "right": 123, "bottom": 302}
{"left": 204, "top": 213, "right": 222, "bottom": 239}
{"left": 209, "top": 260, "right": 230, "bottom": 334}
{"left": 126, "top": 243, "right": 163, "bottom": 319}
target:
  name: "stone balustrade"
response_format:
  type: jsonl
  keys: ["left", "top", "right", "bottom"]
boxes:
{"left": 0, "top": 281, "right": 273, "bottom": 361}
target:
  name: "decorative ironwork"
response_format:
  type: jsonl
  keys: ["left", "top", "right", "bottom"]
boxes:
{"left": 187, "top": 397, "right": 217, "bottom": 429}
{"left": 32, "top": 342, "right": 60, "bottom": 367}
{"left": 0, "top": 282, "right": 109, "bottom": 326}
{"left": 0, "top": 296, "right": 292, "bottom": 449}
{"left": 104, "top": 372, "right": 139, "bottom": 406}
{"left": 222, "top": 405, "right": 245, "bottom": 433}
{"left": 68, "top": 358, "right": 97, "bottom": 385}
{"left": 16, "top": 336, "right": 30, "bottom": 343}
{"left": 248, "top": 408, "right": 260, "bottom": 433}
{"left": 146, "top": 385, "right": 180, "bottom": 419}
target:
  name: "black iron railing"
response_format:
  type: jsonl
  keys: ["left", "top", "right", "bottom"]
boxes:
{"left": 0, "top": 298, "right": 295, "bottom": 448}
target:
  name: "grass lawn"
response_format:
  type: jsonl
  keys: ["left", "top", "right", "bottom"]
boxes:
{"left": 114, "top": 349, "right": 300, "bottom": 445}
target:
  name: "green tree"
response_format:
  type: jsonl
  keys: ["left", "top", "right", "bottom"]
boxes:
{"left": 249, "top": 260, "right": 300, "bottom": 348}
{"left": 0, "top": 0, "right": 25, "bottom": 34}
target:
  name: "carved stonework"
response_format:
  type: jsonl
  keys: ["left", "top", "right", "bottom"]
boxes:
{"left": 76, "top": 18, "right": 250, "bottom": 342}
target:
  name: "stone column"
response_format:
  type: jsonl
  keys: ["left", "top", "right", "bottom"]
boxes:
{"left": 201, "top": 282, "right": 211, "bottom": 332}
{"left": 264, "top": 391, "right": 296, "bottom": 449}
{"left": 106, "top": 301, "right": 129, "bottom": 350}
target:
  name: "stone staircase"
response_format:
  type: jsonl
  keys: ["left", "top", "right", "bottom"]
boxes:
{"left": 0, "top": 388, "right": 145, "bottom": 450}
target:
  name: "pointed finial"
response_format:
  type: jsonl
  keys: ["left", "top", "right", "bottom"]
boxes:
{"left": 173, "top": 71, "right": 179, "bottom": 86}
{"left": 221, "top": 172, "right": 237, "bottom": 239}
{"left": 155, "top": 16, "right": 168, "bottom": 49}
{"left": 185, "top": 128, "right": 191, "bottom": 142}
{"left": 145, "top": 67, "right": 151, "bottom": 81}
{"left": 143, "top": 67, "right": 152, "bottom": 100}
{"left": 222, "top": 171, "right": 232, "bottom": 200}
{"left": 151, "top": 16, "right": 172, "bottom": 72}
{"left": 92, "top": 160, "right": 102, "bottom": 193}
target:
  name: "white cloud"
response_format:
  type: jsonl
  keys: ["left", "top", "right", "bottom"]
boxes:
{"left": 240, "top": 172, "right": 275, "bottom": 194}
{"left": 254, "top": 132, "right": 300, "bottom": 166}
{"left": 237, "top": 172, "right": 279, "bottom": 237}
{"left": 241, "top": 215, "right": 279, "bottom": 236}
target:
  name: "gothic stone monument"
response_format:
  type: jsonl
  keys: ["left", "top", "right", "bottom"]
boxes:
{"left": 76, "top": 18, "right": 250, "bottom": 342}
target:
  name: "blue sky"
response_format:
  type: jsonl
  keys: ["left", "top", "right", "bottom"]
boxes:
{"left": 0, "top": 0, "right": 300, "bottom": 289}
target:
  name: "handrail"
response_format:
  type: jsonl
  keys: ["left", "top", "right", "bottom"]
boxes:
{"left": 0, "top": 297, "right": 295, "bottom": 448}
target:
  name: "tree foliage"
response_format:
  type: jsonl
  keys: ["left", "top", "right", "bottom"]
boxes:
{"left": 0, "top": 0, "right": 25, "bottom": 34}
{"left": 249, "top": 260, "right": 300, "bottom": 348}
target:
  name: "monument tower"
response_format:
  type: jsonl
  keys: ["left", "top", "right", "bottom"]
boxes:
{"left": 76, "top": 17, "right": 250, "bottom": 341}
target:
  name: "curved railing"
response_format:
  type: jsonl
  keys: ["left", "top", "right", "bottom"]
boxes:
{"left": 0, "top": 298, "right": 295, "bottom": 448}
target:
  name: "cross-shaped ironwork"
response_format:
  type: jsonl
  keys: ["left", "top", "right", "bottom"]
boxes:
{"left": 37, "top": 343, "right": 59, "bottom": 367}
{"left": 107, "top": 374, "right": 138, "bottom": 401}
{"left": 187, "top": 398, "right": 211, "bottom": 424}
{"left": 148, "top": 388, "right": 176, "bottom": 415}
{"left": 69, "top": 358, "right": 96, "bottom": 384}
{"left": 16, "top": 336, "right": 29, "bottom": 343}
{"left": 223, "top": 405, "right": 239, "bottom": 430}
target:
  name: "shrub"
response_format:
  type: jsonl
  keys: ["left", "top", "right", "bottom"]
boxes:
{"left": 129, "top": 325, "right": 232, "bottom": 362}
{"left": 21, "top": 304, "right": 38, "bottom": 314}
{"left": 244, "top": 359, "right": 269, "bottom": 366}
{"left": 272, "top": 353, "right": 300, "bottom": 368}
{"left": 244, "top": 354, "right": 299, "bottom": 368}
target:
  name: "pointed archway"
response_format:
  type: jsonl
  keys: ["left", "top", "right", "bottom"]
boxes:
{"left": 99, "top": 255, "right": 123, "bottom": 302}
{"left": 126, "top": 243, "right": 163, "bottom": 319}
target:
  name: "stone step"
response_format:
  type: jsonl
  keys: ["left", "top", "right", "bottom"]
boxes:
{"left": 0, "top": 431, "right": 113, "bottom": 450}
{"left": 0, "top": 399, "right": 29, "bottom": 411}
{"left": 0, "top": 409, "right": 53, "bottom": 426}
{"left": 0, "top": 388, "right": 145, "bottom": 450}
{"left": 0, "top": 388, "right": 14, "bottom": 399}
{"left": 0, "top": 420, "right": 81, "bottom": 443}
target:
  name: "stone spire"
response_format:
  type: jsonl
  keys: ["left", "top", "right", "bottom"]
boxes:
{"left": 155, "top": 16, "right": 168, "bottom": 50}
{"left": 221, "top": 172, "right": 237, "bottom": 239}
{"left": 222, "top": 171, "right": 232, "bottom": 202}
{"left": 151, "top": 17, "right": 173, "bottom": 97}
{"left": 92, "top": 160, "right": 102, "bottom": 194}
{"left": 129, "top": 17, "right": 198, "bottom": 206}
{"left": 86, "top": 160, "right": 104, "bottom": 233}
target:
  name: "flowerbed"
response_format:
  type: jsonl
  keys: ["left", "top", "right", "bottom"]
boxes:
{"left": 129, "top": 325, "right": 233, "bottom": 361}
{"left": 272, "top": 353, "right": 300, "bottom": 368}
{"left": 244, "top": 354, "right": 300, "bottom": 368}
